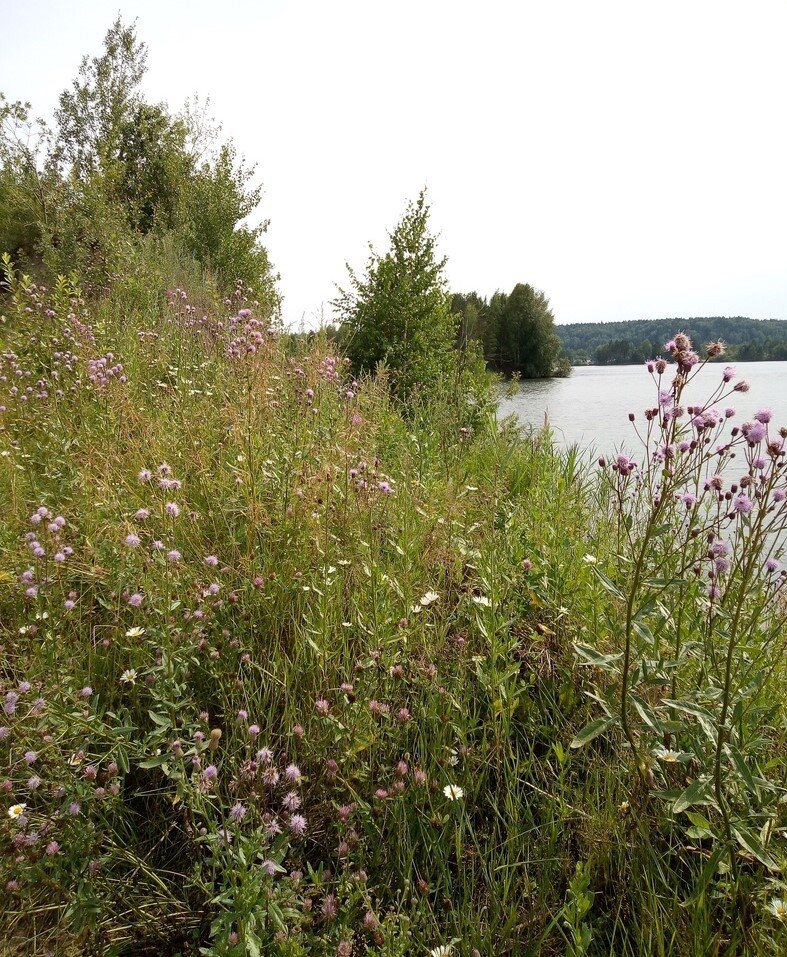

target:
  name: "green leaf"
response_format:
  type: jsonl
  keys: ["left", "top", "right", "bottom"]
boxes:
{"left": 631, "top": 619, "right": 655, "bottom": 645}
{"left": 725, "top": 744, "right": 760, "bottom": 799}
{"left": 673, "top": 777, "right": 715, "bottom": 814}
{"left": 593, "top": 569, "right": 624, "bottom": 600}
{"left": 572, "top": 642, "right": 623, "bottom": 670}
{"left": 570, "top": 716, "right": 617, "bottom": 749}
{"left": 629, "top": 693, "right": 663, "bottom": 734}
{"left": 732, "top": 823, "right": 779, "bottom": 870}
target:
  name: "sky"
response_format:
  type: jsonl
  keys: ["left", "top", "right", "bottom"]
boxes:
{"left": 2, "top": 0, "right": 787, "bottom": 329}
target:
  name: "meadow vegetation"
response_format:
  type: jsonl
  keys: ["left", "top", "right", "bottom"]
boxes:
{"left": 3, "top": 18, "right": 787, "bottom": 957}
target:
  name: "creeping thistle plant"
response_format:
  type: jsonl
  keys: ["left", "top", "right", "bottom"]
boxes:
{"left": 574, "top": 334, "right": 787, "bottom": 880}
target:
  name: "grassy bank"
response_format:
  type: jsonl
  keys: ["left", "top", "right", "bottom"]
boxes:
{"left": 2, "top": 265, "right": 787, "bottom": 956}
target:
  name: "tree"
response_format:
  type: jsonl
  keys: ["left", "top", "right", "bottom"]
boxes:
{"left": 334, "top": 191, "right": 458, "bottom": 400}
{"left": 54, "top": 17, "right": 147, "bottom": 179}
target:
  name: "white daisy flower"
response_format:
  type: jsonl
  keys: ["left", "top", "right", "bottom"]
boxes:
{"left": 120, "top": 668, "right": 137, "bottom": 685}
{"left": 8, "top": 803, "right": 27, "bottom": 819}
{"left": 443, "top": 784, "right": 464, "bottom": 801}
{"left": 420, "top": 590, "right": 440, "bottom": 606}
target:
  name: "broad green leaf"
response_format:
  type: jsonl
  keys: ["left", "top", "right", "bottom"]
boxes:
{"left": 593, "top": 569, "right": 624, "bottom": 600}
{"left": 673, "top": 777, "right": 715, "bottom": 814}
{"left": 732, "top": 823, "right": 779, "bottom": 870}
{"left": 570, "top": 716, "right": 617, "bottom": 749}
{"left": 573, "top": 642, "right": 623, "bottom": 669}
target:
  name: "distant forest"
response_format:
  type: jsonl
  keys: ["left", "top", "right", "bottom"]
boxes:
{"left": 557, "top": 317, "right": 787, "bottom": 364}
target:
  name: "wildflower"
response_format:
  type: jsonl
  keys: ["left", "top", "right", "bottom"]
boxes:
{"left": 282, "top": 790, "right": 301, "bottom": 811}
{"left": 248, "top": 723, "right": 260, "bottom": 737}
{"left": 45, "top": 840, "right": 60, "bottom": 856}
{"left": 8, "top": 803, "right": 26, "bottom": 819}
{"left": 769, "top": 898, "right": 787, "bottom": 919}
{"left": 261, "top": 858, "right": 278, "bottom": 876}
{"left": 68, "top": 802, "right": 81, "bottom": 816}
{"left": 315, "top": 698, "right": 330, "bottom": 716}
{"left": 229, "top": 801, "right": 247, "bottom": 822}
{"left": 766, "top": 558, "right": 781, "bottom": 573}
{"left": 78, "top": 686, "right": 93, "bottom": 698}
{"left": 128, "top": 593, "right": 143, "bottom": 607}
{"left": 27, "top": 776, "right": 41, "bottom": 791}
{"left": 582, "top": 554, "right": 597, "bottom": 564}
{"left": 443, "top": 784, "right": 464, "bottom": 800}
{"left": 419, "top": 590, "right": 440, "bottom": 606}
{"left": 135, "top": 508, "right": 150, "bottom": 520}
{"left": 204, "top": 555, "right": 219, "bottom": 566}
{"left": 429, "top": 946, "right": 455, "bottom": 957}
{"left": 755, "top": 408, "right": 774, "bottom": 424}
{"left": 472, "top": 595, "right": 491, "bottom": 607}
{"left": 653, "top": 746, "right": 682, "bottom": 763}
{"left": 284, "top": 763, "right": 302, "bottom": 782}
{"left": 23, "top": 751, "right": 37, "bottom": 765}
{"left": 166, "top": 549, "right": 181, "bottom": 563}
{"left": 203, "top": 765, "right": 218, "bottom": 781}
{"left": 124, "top": 534, "right": 141, "bottom": 548}
{"left": 289, "top": 813, "right": 308, "bottom": 835}
{"left": 165, "top": 502, "right": 180, "bottom": 517}
{"left": 120, "top": 668, "right": 137, "bottom": 685}
{"left": 732, "top": 494, "right": 753, "bottom": 515}
{"left": 126, "top": 626, "right": 145, "bottom": 638}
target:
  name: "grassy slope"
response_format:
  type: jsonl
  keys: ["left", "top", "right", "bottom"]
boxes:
{"left": 1, "top": 266, "right": 785, "bottom": 956}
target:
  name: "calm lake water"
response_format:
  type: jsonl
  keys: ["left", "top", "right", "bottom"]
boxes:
{"left": 499, "top": 362, "right": 787, "bottom": 457}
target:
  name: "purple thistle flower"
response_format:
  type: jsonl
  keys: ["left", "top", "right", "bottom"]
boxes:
{"left": 261, "top": 859, "right": 278, "bottom": 876}
{"left": 125, "top": 534, "right": 141, "bottom": 548}
{"left": 282, "top": 790, "right": 301, "bottom": 811}
{"left": 45, "top": 840, "right": 60, "bottom": 856}
{"left": 765, "top": 557, "right": 781, "bottom": 573}
{"left": 732, "top": 493, "right": 753, "bottom": 515}
{"left": 284, "top": 763, "right": 302, "bottom": 782}
{"left": 754, "top": 408, "right": 773, "bottom": 424}
{"left": 68, "top": 802, "right": 81, "bottom": 816}
{"left": 135, "top": 508, "right": 150, "bottom": 520}
{"left": 288, "top": 813, "right": 307, "bottom": 835}
{"left": 248, "top": 724, "right": 260, "bottom": 736}
{"left": 79, "top": 686, "right": 93, "bottom": 698}
{"left": 204, "top": 555, "right": 219, "bottom": 566}
{"left": 24, "top": 751, "right": 37, "bottom": 765}
{"left": 166, "top": 550, "right": 181, "bottom": 563}
{"left": 128, "top": 593, "right": 143, "bottom": 607}
{"left": 229, "top": 801, "right": 247, "bottom": 822}
{"left": 165, "top": 502, "right": 180, "bottom": 517}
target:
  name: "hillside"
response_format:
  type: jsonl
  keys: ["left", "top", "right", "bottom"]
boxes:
{"left": 557, "top": 316, "right": 787, "bottom": 363}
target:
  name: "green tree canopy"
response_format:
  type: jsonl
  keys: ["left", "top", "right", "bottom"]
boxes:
{"left": 334, "top": 190, "right": 458, "bottom": 400}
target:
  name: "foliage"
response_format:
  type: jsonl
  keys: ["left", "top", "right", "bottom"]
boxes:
{"left": 557, "top": 317, "right": 787, "bottom": 365}
{"left": 452, "top": 285, "right": 570, "bottom": 378}
{"left": 0, "top": 18, "right": 278, "bottom": 303}
{"left": 2, "top": 260, "right": 787, "bottom": 956}
{"left": 335, "top": 191, "right": 459, "bottom": 402}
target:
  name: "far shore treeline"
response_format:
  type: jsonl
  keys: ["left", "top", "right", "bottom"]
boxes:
{"left": 558, "top": 316, "right": 787, "bottom": 365}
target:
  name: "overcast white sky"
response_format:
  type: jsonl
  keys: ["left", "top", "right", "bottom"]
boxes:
{"left": 2, "top": 0, "right": 786, "bottom": 328}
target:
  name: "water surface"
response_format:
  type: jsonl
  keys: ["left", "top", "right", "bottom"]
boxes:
{"left": 499, "top": 362, "right": 787, "bottom": 457}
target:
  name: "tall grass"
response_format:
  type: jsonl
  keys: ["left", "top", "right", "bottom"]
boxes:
{"left": 1, "top": 266, "right": 786, "bottom": 956}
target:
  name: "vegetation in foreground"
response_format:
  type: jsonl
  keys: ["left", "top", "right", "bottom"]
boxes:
{"left": 3, "top": 17, "right": 787, "bottom": 957}
{"left": 3, "top": 263, "right": 787, "bottom": 956}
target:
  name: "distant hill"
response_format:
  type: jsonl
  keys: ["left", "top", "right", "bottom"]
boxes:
{"left": 556, "top": 317, "right": 787, "bottom": 364}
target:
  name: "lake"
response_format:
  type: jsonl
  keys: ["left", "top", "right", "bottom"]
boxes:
{"left": 499, "top": 361, "right": 787, "bottom": 456}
